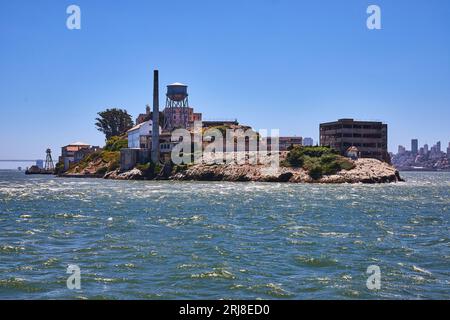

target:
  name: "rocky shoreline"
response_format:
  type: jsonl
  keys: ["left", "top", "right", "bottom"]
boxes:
{"left": 86, "top": 158, "right": 404, "bottom": 184}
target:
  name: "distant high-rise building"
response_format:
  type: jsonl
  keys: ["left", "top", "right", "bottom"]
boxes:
{"left": 447, "top": 143, "right": 450, "bottom": 159}
{"left": 303, "top": 137, "right": 314, "bottom": 146}
{"left": 436, "top": 141, "right": 441, "bottom": 153}
{"left": 36, "top": 160, "right": 44, "bottom": 169}
{"left": 424, "top": 144, "right": 429, "bottom": 155}
{"left": 398, "top": 145, "right": 406, "bottom": 155}
{"left": 411, "top": 139, "right": 418, "bottom": 155}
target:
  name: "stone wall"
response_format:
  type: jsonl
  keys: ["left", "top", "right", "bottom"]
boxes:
{"left": 120, "top": 148, "right": 150, "bottom": 171}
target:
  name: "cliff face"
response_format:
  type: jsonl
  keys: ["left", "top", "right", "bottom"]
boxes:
{"left": 171, "top": 158, "right": 403, "bottom": 184}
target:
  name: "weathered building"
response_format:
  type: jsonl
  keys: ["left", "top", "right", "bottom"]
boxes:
{"left": 60, "top": 142, "right": 100, "bottom": 170}
{"left": 320, "top": 119, "right": 389, "bottom": 162}
{"left": 279, "top": 136, "right": 303, "bottom": 151}
{"left": 163, "top": 106, "right": 202, "bottom": 129}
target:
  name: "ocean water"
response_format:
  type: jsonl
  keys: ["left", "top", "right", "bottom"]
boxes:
{"left": 0, "top": 170, "right": 448, "bottom": 300}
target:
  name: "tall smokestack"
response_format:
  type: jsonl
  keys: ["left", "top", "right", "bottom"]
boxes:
{"left": 151, "top": 70, "right": 160, "bottom": 163}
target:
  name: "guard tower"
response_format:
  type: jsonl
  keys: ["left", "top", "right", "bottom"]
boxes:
{"left": 163, "top": 82, "right": 189, "bottom": 131}
{"left": 44, "top": 148, "right": 55, "bottom": 171}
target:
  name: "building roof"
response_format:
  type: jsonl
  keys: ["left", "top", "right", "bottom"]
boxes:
{"left": 127, "top": 120, "right": 151, "bottom": 133}
{"left": 68, "top": 142, "right": 90, "bottom": 146}
{"left": 168, "top": 82, "right": 187, "bottom": 86}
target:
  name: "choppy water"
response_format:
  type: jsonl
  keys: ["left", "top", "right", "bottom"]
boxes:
{"left": 0, "top": 170, "right": 448, "bottom": 299}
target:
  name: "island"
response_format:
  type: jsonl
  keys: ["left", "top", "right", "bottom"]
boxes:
{"left": 60, "top": 145, "right": 403, "bottom": 184}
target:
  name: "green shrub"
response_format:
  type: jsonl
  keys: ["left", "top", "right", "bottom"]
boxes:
{"left": 99, "top": 151, "right": 119, "bottom": 164}
{"left": 108, "top": 158, "right": 120, "bottom": 171}
{"left": 285, "top": 147, "right": 305, "bottom": 167}
{"left": 336, "top": 157, "right": 356, "bottom": 171}
{"left": 309, "top": 165, "right": 323, "bottom": 180}
{"left": 284, "top": 146, "right": 354, "bottom": 178}
{"left": 55, "top": 162, "right": 65, "bottom": 174}
{"left": 136, "top": 162, "right": 159, "bottom": 178}
{"left": 104, "top": 136, "right": 128, "bottom": 152}
{"left": 299, "top": 146, "right": 337, "bottom": 157}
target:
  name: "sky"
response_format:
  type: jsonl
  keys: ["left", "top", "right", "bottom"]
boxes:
{"left": 1, "top": 0, "right": 449, "bottom": 167}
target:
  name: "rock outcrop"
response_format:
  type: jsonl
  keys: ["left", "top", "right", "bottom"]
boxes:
{"left": 104, "top": 168, "right": 143, "bottom": 180}
{"left": 171, "top": 158, "right": 403, "bottom": 184}
{"left": 63, "top": 157, "right": 403, "bottom": 184}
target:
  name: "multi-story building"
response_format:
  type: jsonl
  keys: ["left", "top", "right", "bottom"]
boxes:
{"left": 59, "top": 142, "right": 99, "bottom": 171}
{"left": 411, "top": 139, "right": 418, "bottom": 155}
{"left": 398, "top": 145, "right": 406, "bottom": 155}
{"left": 447, "top": 142, "right": 450, "bottom": 159}
{"left": 320, "top": 118, "right": 388, "bottom": 162}
{"left": 279, "top": 136, "right": 303, "bottom": 151}
{"left": 303, "top": 137, "right": 314, "bottom": 146}
{"left": 424, "top": 144, "right": 429, "bottom": 155}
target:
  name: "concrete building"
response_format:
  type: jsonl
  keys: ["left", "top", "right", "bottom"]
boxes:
{"left": 303, "top": 137, "right": 314, "bottom": 146}
{"left": 59, "top": 142, "right": 99, "bottom": 171}
{"left": 447, "top": 142, "right": 450, "bottom": 159}
{"left": 411, "top": 139, "right": 418, "bottom": 155}
{"left": 320, "top": 118, "right": 388, "bottom": 162}
{"left": 279, "top": 136, "right": 303, "bottom": 151}
{"left": 127, "top": 120, "right": 159, "bottom": 149}
{"left": 120, "top": 148, "right": 151, "bottom": 171}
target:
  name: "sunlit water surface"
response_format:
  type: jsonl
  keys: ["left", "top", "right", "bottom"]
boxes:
{"left": 0, "top": 170, "right": 448, "bottom": 299}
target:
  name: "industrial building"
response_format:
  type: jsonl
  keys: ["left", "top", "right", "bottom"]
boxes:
{"left": 320, "top": 118, "right": 389, "bottom": 162}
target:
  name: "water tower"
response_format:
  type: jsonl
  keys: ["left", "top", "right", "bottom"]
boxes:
{"left": 163, "top": 82, "right": 189, "bottom": 130}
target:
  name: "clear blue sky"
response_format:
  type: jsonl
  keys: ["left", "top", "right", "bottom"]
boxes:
{"left": 1, "top": 0, "right": 449, "bottom": 164}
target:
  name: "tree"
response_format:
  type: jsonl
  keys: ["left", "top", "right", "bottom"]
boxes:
{"left": 95, "top": 108, "right": 134, "bottom": 140}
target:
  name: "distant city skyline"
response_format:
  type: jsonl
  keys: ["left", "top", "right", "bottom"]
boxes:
{"left": 397, "top": 139, "right": 449, "bottom": 154}
{"left": 1, "top": 0, "right": 450, "bottom": 167}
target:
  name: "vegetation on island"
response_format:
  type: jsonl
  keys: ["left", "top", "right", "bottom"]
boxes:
{"left": 283, "top": 146, "right": 355, "bottom": 180}
{"left": 135, "top": 162, "right": 161, "bottom": 179}
{"left": 104, "top": 135, "right": 128, "bottom": 152}
{"left": 95, "top": 108, "right": 134, "bottom": 140}
{"left": 64, "top": 136, "right": 126, "bottom": 175}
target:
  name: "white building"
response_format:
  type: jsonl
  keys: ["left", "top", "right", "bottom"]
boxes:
{"left": 127, "top": 120, "right": 161, "bottom": 149}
